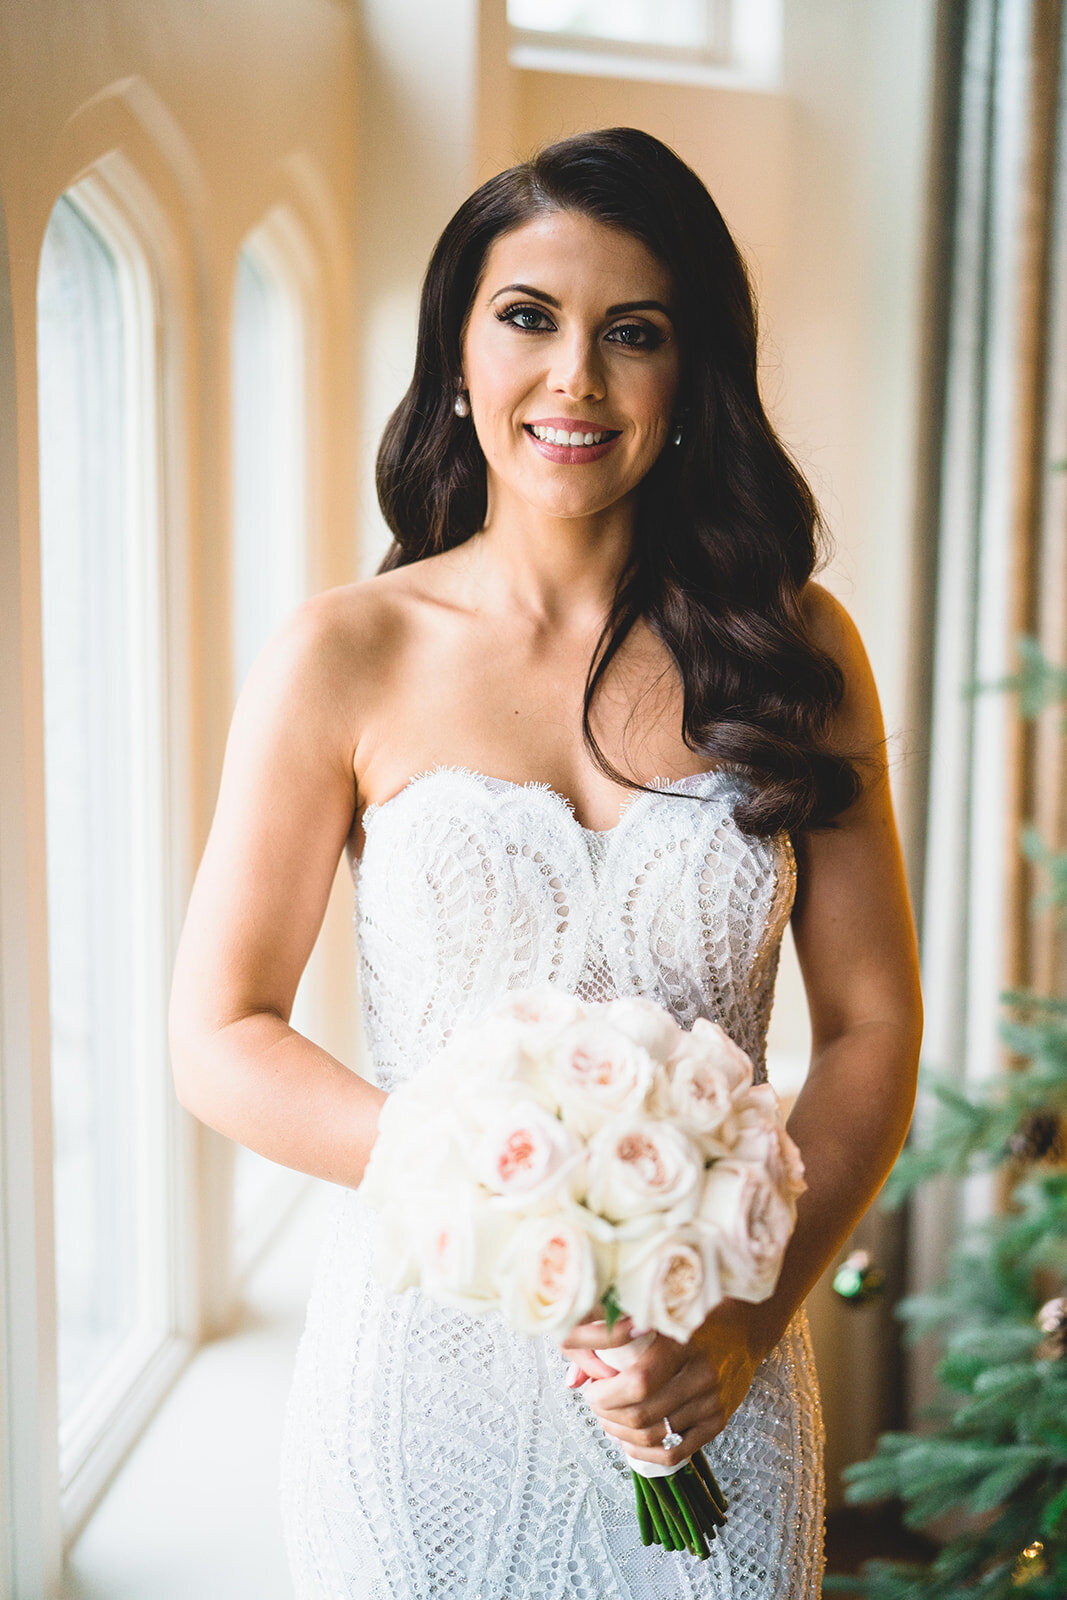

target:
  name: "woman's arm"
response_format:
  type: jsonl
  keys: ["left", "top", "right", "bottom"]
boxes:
{"left": 168, "top": 588, "right": 389, "bottom": 1189}
{"left": 565, "top": 583, "right": 923, "bottom": 1462}
{"left": 725, "top": 580, "right": 923, "bottom": 1358}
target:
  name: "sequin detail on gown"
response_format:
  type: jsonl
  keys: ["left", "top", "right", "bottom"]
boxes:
{"left": 279, "top": 765, "right": 825, "bottom": 1598}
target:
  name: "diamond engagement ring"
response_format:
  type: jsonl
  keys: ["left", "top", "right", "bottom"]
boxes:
{"left": 661, "top": 1416, "right": 683, "bottom": 1449}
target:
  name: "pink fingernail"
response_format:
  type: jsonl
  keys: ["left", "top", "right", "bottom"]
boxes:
{"left": 564, "top": 1361, "right": 581, "bottom": 1386}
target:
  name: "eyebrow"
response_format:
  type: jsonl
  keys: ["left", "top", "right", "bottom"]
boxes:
{"left": 488, "top": 283, "right": 673, "bottom": 319}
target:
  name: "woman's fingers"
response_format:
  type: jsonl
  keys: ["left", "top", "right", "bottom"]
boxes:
{"left": 587, "top": 1358, "right": 709, "bottom": 1427}
{"left": 597, "top": 1405, "right": 725, "bottom": 1465}
{"left": 560, "top": 1312, "right": 635, "bottom": 1355}
{"left": 568, "top": 1350, "right": 621, "bottom": 1380}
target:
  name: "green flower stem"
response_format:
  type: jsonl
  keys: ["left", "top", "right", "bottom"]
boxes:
{"left": 690, "top": 1449, "right": 729, "bottom": 1518}
{"left": 670, "top": 1478, "right": 710, "bottom": 1559}
{"left": 677, "top": 1461, "right": 721, "bottom": 1536}
{"left": 624, "top": 1454, "right": 730, "bottom": 1561}
{"left": 648, "top": 1479, "right": 681, "bottom": 1549}
{"left": 639, "top": 1475, "right": 671, "bottom": 1547}
{"left": 650, "top": 1478, "right": 688, "bottom": 1551}
{"left": 632, "top": 1473, "right": 654, "bottom": 1545}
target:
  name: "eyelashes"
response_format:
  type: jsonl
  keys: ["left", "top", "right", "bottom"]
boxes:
{"left": 493, "top": 303, "right": 665, "bottom": 350}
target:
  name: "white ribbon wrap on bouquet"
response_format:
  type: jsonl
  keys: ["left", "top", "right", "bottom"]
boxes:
{"left": 591, "top": 1331, "right": 689, "bottom": 1480}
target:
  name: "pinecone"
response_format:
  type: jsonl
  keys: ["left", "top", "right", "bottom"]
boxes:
{"left": 1035, "top": 1296, "right": 1067, "bottom": 1360}
{"left": 1008, "top": 1110, "right": 1065, "bottom": 1163}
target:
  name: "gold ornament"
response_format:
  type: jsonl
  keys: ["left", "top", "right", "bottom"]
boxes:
{"left": 1012, "top": 1539, "right": 1047, "bottom": 1584}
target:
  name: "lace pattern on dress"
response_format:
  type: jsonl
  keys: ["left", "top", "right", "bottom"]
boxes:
{"left": 280, "top": 764, "right": 822, "bottom": 1599}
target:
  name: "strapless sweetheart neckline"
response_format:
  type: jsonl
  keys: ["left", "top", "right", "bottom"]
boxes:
{"left": 358, "top": 761, "right": 736, "bottom": 843}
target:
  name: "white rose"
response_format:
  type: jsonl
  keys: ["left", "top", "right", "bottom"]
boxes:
{"left": 436, "top": 1014, "right": 560, "bottom": 1115}
{"left": 695, "top": 1160, "right": 796, "bottom": 1303}
{"left": 485, "top": 985, "right": 588, "bottom": 1050}
{"left": 614, "top": 1224, "right": 723, "bottom": 1340}
{"left": 368, "top": 1199, "right": 422, "bottom": 1293}
{"left": 659, "top": 1053, "right": 734, "bottom": 1153}
{"left": 670, "top": 1018, "right": 754, "bottom": 1094}
{"left": 413, "top": 1185, "right": 520, "bottom": 1312}
{"left": 729, "top": 1084, "right": 807, "bottom": 1198}
{"left": 361, "top": 1096, "right": 471, "bottom": 1214}
{"left": 585, "top": 1116, "right": 705, "bottom": 1226}
{"left": 492, "top": 1204, "right": 611, "bottom": 1337}
{"left": 471, "top": 1096, "right": 585, "bottom": 1209}
{"left": 545, "top": 1020, "right": 657, "bottom": 1137}
{"left": 591, "top": 996, "right": 680, "bottom": 1064}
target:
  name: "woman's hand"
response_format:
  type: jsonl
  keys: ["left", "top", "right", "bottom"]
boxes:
{"left": 577, "top": 1300, "right": 769, "bottom": 1467}
{"left": 559, "top": 1300, "right": 639, "bottom": 1382}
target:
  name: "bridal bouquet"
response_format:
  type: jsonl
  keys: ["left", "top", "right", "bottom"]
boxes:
{"left": 360, "top": 984, "right": 806, "bottom": 1562}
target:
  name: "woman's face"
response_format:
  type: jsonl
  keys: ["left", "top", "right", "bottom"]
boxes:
{"left": 460, "top": 209, "right": 682, "bottom": 525}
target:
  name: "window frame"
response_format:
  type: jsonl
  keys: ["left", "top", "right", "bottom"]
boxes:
{"left": 506, "top": 0, "right": 782, "bottom": 90}
{"left": 29, "top": 153, "right": 197, "bottom": 1549}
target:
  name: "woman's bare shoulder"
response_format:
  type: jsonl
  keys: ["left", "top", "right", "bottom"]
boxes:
{"left": 228, "top": 572, "right": 416, "bottom": 777}
{"left": 798, "top": 579, "right": 864, "bottom": 663}
{"left": 279, "top": 563, "right": 460, "bottom": 764}
{"left": 296, "top": 570, "right": 417, "bottom": 676}
{"left": 797, "top": 579, "right": 887, "bottom": 782}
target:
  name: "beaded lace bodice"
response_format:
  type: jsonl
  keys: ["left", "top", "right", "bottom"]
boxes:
{"left": 352, "top": 764, "right": 796, "bottom": 1092}
{"left": 280, "top": 764, "right": 825, "bottom": 1599}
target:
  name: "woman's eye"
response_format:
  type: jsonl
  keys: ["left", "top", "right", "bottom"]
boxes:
{"left": 607, "top": 323, "right": 661, "bottom": 349}
{"left": 497, "top": 304, "right": 554, "bottom": 332}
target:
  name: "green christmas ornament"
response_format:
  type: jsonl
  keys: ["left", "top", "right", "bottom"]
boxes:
{"left": 832, "top": 1249, "right": 885, "bottom": 1307}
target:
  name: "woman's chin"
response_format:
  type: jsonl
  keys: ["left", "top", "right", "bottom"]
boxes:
{"left": 504, "top": 480, "right": 637, "bottom": 524}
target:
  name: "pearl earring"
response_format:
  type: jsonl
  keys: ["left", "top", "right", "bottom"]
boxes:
{"left": 453, "top": 390, "right": 470, "bottom": 418}
{"left": 671, "top": 422, "right": 683, "bottom": 446}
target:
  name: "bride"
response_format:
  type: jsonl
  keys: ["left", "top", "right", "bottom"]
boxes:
{"left": 169, "top": 126, "right": 922, "bottom": 1597}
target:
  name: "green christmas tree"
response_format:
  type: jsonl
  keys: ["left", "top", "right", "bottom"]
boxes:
{"left": 827, "top": 640, "right": 1067, "bottom": 1599}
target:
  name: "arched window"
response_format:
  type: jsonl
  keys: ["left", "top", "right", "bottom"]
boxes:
{"left": 37, "top": 186, "right": 175, "bottom": 1504}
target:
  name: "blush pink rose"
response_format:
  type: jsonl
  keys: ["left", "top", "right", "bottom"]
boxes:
{"left": 591, "top": 996, "right": 680, "bottom": 1064}
{"left": 585, "top": 1116, "right": 704, "bottom": 1225}
{"left": 471, "top": 1097, "right": 584, "bottom": 1209}
{"left": 695, "top": 1160, "right": 796, "bottom": 1303}
{"left": 493, "top": 1206, "right": 612, "bottom": 1337}
{"left": 669, "top": 1018, "right": 754, "bottom": 1095}
{"left": 729, "top": 1084, "right": 807, "bottom": 1198}
{"left": 546, "top": 1020, "right": 657, "bottom": 1137}
{"left": 614, "top": 1225, "right": 723, "bottom": 1340}
{"left": 412, "top": 1187, "right": 520, "bottom": 1312}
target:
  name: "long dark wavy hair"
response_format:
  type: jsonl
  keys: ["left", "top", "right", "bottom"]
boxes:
{"left": 375, "top": 126, "right": 861, "bottom": 837}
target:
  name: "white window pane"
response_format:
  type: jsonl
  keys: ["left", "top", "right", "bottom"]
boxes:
{"left": 230, "top": 238, "right": 312, "bottom": 1261}
{"left": 507, "top": 0, "right": 710, "bottom": 49}
{"left": 37, "top": 197, "right": 140, "bottom": 1424}
{"left": 231, "top": 247, "right": 306, "bottom": 696}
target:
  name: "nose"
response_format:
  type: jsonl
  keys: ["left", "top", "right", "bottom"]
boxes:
{"left": 548, "top": 331, "right": 606, "bottom": 403}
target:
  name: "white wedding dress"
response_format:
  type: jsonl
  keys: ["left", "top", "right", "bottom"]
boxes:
{"left": 279, "top": 764, "right": 825, "bottom": 1598}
